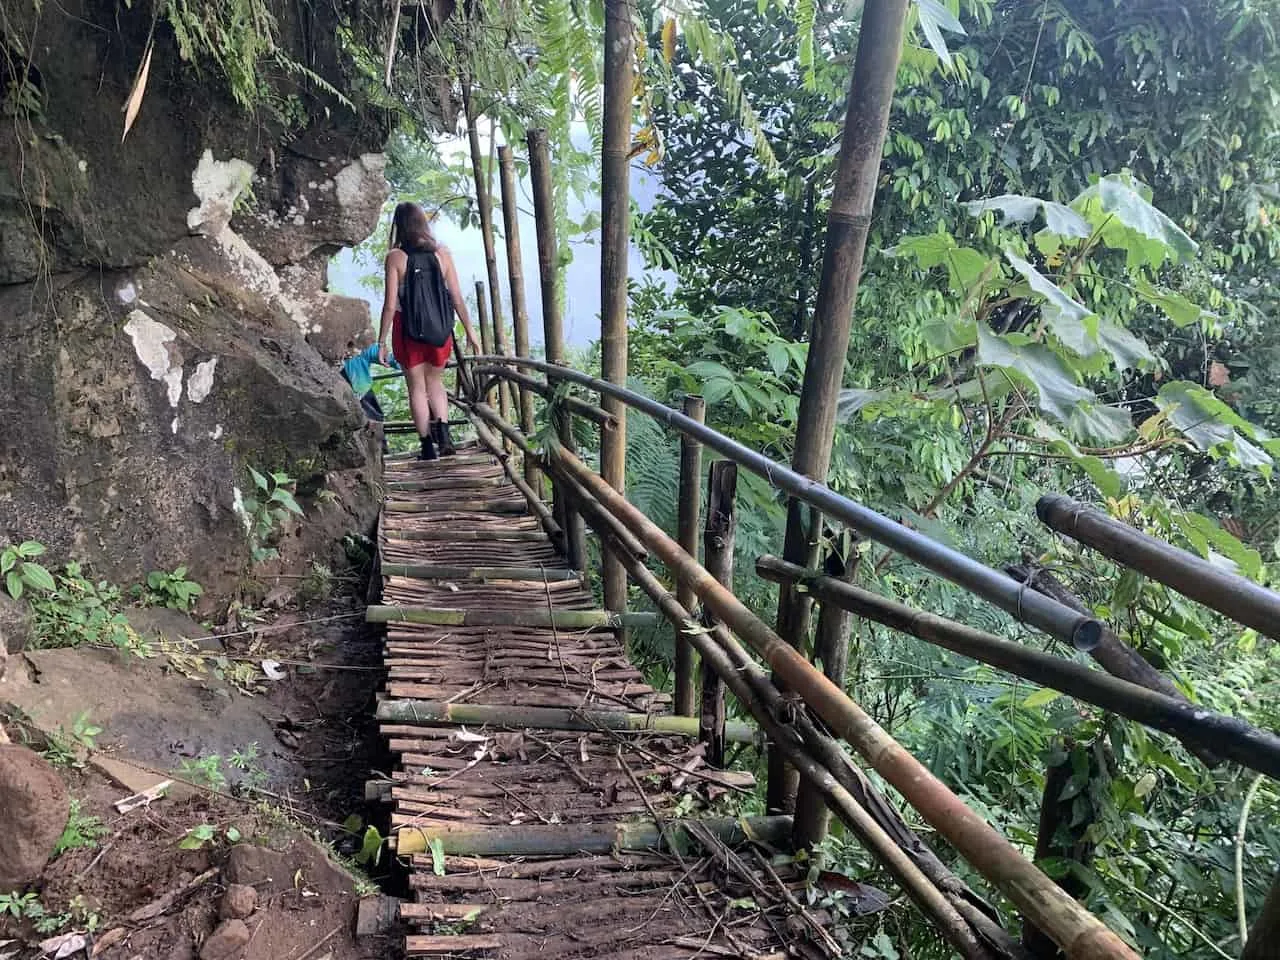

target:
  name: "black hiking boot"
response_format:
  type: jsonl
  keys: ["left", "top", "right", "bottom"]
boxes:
{"left": 418, "top": 433, "right": 438, "bottom": 461}
{"left": 433, "top": 420, "right": 457, "bottom": 457}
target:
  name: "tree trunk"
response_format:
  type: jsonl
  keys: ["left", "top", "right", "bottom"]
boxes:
{"left": 463, "top": 82, "right": 512, "bottom": 429}
{"left": 599, "top": 0, "right": 634, "bottom": 623}
{"left": 768, "top": 0, "right": 911, "bottom": 814}
{"left": 497, "top": 144, "right": 540, "bottom": 491}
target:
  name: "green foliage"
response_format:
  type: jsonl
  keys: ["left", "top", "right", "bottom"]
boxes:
{"left": 241, "top": 467, "right": 304, "bottom": 562}
{"left": 54, "top": 799, "right": 106, "bottom": 856}
{"left": 25, "top": 562, "right": 149, "bottom": 654}
{"left": 178, "top": 823, "right": 242, "bottom": 850}
{"left": 1, "top": 540, "right": 55, "bottom": 601}
{"left": 134, "top": 566, "right": 205, "bottom": 611}
{"left": 41, "top": 712, "right": 103, "bottom": 769}
{"left": 160, "top": 0, "right": 352, "bottom": 122}
{"left": 177, "top": 754, "right": 229, "bottom": 791}
{"left": 0, "top": 891, "right": 41, "bottom": 920}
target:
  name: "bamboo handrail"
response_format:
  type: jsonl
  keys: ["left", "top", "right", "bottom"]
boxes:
{"left": 540, "top": 439, "right": 1137, "bottom": 960}
{"left": 1039, "top": 493, "right": 1280, "bottom": 640}
{"left": 756, "top": 556, "right": 1280, "bottom": 779}
{"left": 464, "top": 399, "right": 1136, "bottom": 959}
{"left": 471, "top": 365, "right": 617, "bottom": 428}
{"left": 465, "top": 356, "right": 1103, "bottom": 651}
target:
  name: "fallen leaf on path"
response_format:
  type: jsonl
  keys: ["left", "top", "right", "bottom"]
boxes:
{"left": 40, "top": 932, "right": 87, "bottom": 959}
{"left": 90, "top": 929, "right": 127, "bottom": 957}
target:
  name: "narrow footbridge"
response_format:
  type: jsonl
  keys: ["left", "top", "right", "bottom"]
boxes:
{"left": 362, "top": 358, "right": 1280, "bottom": 960}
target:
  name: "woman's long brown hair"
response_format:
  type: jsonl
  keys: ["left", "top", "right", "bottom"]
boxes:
{"left": 389, "top": 201, "right": 437, "bottom": 252}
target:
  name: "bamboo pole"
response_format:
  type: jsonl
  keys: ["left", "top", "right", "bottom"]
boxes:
{"left": 546, "top": 443, "right": 1137, "bottom": 960}
{"left": 1007, "top": 560, "right": 1221, "bottom": 768}
{"left": 592, "top": 522, "right": 1001, "bottom": 960}
{"left": 675, "top": 396, "right": 706, "bottom": 717}
{"left": 466, "top": 356, "right": 1103, "bottom": 649}
{"left": 756, "top": 556, "right": 1280, "bottom": 779}
{"left": 526, "top": 127, "right": 586, "bottom": 571}
{"left": 376, "top": 699, "right": 758, "bottom": 744}
{"left": 1038, "top": 493, "right": 1280, "bottom": 640}
{"left": 599, "top": 0, "right": 633, "bottom": 626}
{"left": 548, "top": 457, "right": 649, "bottom": 563}
{"left": 700, "top": 461, "right": 736, "bottom": 765}
{"left": 771, "top": 0, "right": 912, "bottom": 815}
{"left": 473, "top": 281, "right": 497, "bottom": 408}
{"left": 387, "top": 528, "right": 546, "bottom": 543}
{"left": 497, "top": 144, "right": 540, "bottom": 491}
{"left": 380, "top": 564, "right": 579, "bottom": 582}
{"left": 472, "top": 366, "right": 615, "bottom": 427}
{"left": 392, "top": 814, "right": 792, "bottom": 856}
{"left": 367, "top": 606, "right": 658, "bottom": 629}
{"left": 794, "top": 539, "right": 858, "bottom": 848}
{"left": 467, "top": 410, "right": 562, "bottom": 546}
{"left": 462, "top": 85, "right": 512, "bottom": 430}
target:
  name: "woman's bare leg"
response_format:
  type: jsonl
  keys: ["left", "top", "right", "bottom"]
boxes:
{"left": 424, "top": 364, "right": 449, "bottom": 421}
{"left": 403, "top": 363, "right": 432, "bottom": 436}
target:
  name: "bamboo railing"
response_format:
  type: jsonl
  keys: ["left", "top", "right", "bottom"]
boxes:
{"left": 451, "top": 351, "right": 1280, "bottom": 960}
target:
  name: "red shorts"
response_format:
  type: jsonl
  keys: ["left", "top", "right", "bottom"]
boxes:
{"left": 392, "top": 311, "right": 453, "bottom": 369}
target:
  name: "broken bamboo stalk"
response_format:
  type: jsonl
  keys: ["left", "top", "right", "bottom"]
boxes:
{"left": 375, "top": 700, "right": 757, "bottom": 744}
{"left": 1038, "top": 493, "right": 1280, "bottom": 640}
{"left": 548, "top": 443, "right": 1137, "bottom": 960}
{"left": 756, "top": 556, "right": 1280, "bottom": 780}
{"left": 391, "top": 813, "right": 792, "bottom": 856}
{"left": 675, "top": 394, "right": 705, "bottom": 718}
{"left": 367, "top": 606, "right": 657, "bottom": 629}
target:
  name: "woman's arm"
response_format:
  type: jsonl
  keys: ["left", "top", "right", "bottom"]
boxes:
{"left": 377, "top": 251, "right": 404, "bottom": 364}
{"left": 438, "top": 247, "right": 482, "bottom": 353}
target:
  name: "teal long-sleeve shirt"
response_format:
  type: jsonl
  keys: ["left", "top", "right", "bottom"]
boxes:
{"left": 342, "top": 343, "right": 398, "bottom": 396}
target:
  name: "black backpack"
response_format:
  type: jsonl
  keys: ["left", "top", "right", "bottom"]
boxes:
{"left": 400, "top": 248, "right": 454, "bottom": 347}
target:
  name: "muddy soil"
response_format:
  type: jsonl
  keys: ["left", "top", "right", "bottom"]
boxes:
{"left": 0, "top": 578, "right": 404, "bottom": 960}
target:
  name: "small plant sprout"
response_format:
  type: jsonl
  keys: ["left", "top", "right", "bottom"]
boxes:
{"left": 1, "top": 540, "right": 55, "bottom": 599}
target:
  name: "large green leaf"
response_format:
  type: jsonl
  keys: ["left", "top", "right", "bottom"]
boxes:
{"left": 977, "top": 326, "right": 1130, "bottom": 442}
{"left": 966, "top": 195, "right": 1091, "bottom": 238}
{"left": 888, "top": 233, "right": 994, "bottom": 295}
{"left": 1073, "top": 174, "right": 1198, "bottom": 267}
{"left": 1155, "top": 381, "right": 1275, "bottom": 474}
{"left": 1094, "top": 316, "right": 1155, "bottom": 370}
{"left": 914, "top": 0, "right": 965, "bottom": 68}
{"left": 1028, "top": 421, "right": 1125, "bottom": 498}
{"left": 1170, "top": 510, "right": 1263, "bottom": 581}
{"left": 1135, "top": 278, "right": 1207, "bottom": 328}
{"left": 1005, "top": 252, "right": 1096, "bottom": 355}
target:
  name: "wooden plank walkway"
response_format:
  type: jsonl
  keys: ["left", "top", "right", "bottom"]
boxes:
{"left": 371, "top": 444, "right": 836, "bottom": 960}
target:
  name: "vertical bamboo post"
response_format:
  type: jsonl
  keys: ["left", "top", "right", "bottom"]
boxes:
{"left": 474, "top": 281, "right": 497, "bottom": 408}
{"left": 463, "top": 82, "right": 513, "bottom": 430}
{"left": 497, "top": 144, "right": 540, "bottom": 489}
{"left": 1244, "top": 870, "right": 1280, "bottom": 960}
{"left": 767, "top": 0, "right": 910, "bottom": 814}
{"left": 599, "top": 0, "right": 633, "bottom": 622}
{"left": 527, "top": 128, "right": 586, "bottom": 571}
{"left": 700, "top": 460, "right": 737, "bottom": 766}
{"left": 675, "top": 395, "right": 706, "bottom": 716}
{"left": 793, "top": 536, "right": 858, "bottom": 847}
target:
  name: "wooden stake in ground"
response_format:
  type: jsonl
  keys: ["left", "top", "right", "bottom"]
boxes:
{"left": 527, "top": 127, "right": 586, "bottom": 569}
{"left": 769, "top": 0, "right": 911, "bottom": 814}
{"left": 793, "top": 538, "right": 858, "bottom": 847}
{"left": 497, "top": 144, "right": 540, "bottom": 491}
{"left": 675, "top": 395, "right": 705, "bottom": 716}
{"left": 700, "top": 461, "right": 737, "bottom": 765}
{"left": 599, "top": 0, "right": 633, "bottom": 623}
{"left": 462, "top": 82, "right": 512, "bottom": 429}
{"left": 472, "top": 281, "right": 496, "bottom": 407}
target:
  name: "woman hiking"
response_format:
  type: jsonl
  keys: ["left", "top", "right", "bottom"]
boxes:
{"left": 377, "top": 201, "right": 481, "bottom": 460}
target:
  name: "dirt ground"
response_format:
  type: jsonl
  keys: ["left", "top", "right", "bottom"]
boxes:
{"left": 0, "top": 580, "right": 406, "bottom": 960}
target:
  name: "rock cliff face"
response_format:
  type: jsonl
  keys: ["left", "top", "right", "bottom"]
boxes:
{"left": 0, "top": 0, "right": 394, "bottom": 594}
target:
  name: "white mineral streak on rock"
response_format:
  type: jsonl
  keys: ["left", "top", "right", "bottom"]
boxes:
{"left": 188, "top": 358, "right": 218, "bottom": 403}
{"left": 116, "top": 282, "right": 137, "bottom": 304}
{"left": 123, "top": 310, "right": 183, "bottom": 407}
{"left": 187, "top": 149, "right": 255, "bottom": 235}
{"left": 232, "top": 487, "right": 250, "bottom": 531}
{"left": 333, "top": 154, "right": 387, "bottom": 211}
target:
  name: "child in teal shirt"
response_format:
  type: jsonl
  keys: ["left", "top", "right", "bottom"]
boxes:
{"left": 341, "top": 343, "right": 399, "bottom": 449}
